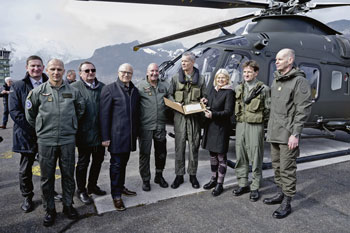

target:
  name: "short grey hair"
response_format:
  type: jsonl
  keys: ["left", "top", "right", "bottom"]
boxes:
{"left": 118, "top": 63, "right": 133, "bottom": 72}
{"left": 182, "top": 52, "right": 196, "bottom": 62}
{"left": 4, "top": 77, "right": 12, "bottom": 82}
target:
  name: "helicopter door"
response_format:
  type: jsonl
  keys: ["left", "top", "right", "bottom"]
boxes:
{"left": 299, "top": 64, "right": 321, "bottom": 101}
{"left": 221, "top": 53, "right": 250, "bottom": 88}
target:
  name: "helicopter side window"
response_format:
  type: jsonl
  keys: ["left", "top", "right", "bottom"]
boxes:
{"left": 299, "top": 65, "right": 320, "bottom": 100}
{"left": 331, "top": 71, "right": 342, "bottom": 91}
{"left": 268, "top": 60, "right": 276, "bottom": 86}
{"left": 222, "top": 53, "right": 249, "bottom": 88}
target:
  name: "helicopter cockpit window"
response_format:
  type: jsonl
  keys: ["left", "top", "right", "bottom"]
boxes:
{"left": 222, "top": 53, "right": 249, "bottom": 88}
{"left": 218, "top": 37, "right": 249, "bottom": 46}
{"left": 162, "top": 47, "right": 222, "bottom": 88}
{"left": 299, "top": 65, "right": 320, "bottom": 100}
{"left": 331, "top": 71, "right": 342, "bottom": 91}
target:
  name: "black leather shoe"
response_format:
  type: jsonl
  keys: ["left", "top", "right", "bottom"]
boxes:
{"left": 21, "top": 197, "right": 34, "bottom": 213}
{"left": 203, "top": 178, "right": 217, "bottom": 190}
{"left": 189, "top": 175, "right": 200, "bottom": 189}
{"left": 54, "top": 192, "right": 63, "bottom": 202}
{"left": 88, "top": 186, "right": 107, "bottom": 196}
{"left": 212, "top": 183, "right": 223, "bottom": 196}
{"left": 63, "top": 205, "right": 79, "bottom": 220}
{"left": 233, "top": 186, "right": 250, "bottom": 196}
{"left": 171, "top": 175, "right": 184, "bottom": 189}
{"left": 273, "top": 196, "right": 292, "bottom": 219}
{"left": 263, "top": 192, "right": 284, "bottom": 205}
{"left": 142, "top": 181, "right": 151, "bottom": 191}
{"left": 43, "top": 210, "right": 56, "bottom": 227}
{"left": 78, "top": 191, "right": 93, "bottom": 205}
{"left": 250, "top": 190, "right": 260, "bottom": 202}
{"left": 154, "top": 173, "right": 169, "bottom": 188}
{"left": 122, "top": 187, "right": 137, "bottom": 196}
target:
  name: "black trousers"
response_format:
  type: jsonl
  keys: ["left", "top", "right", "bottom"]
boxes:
{"left": 19, "top": 153, "right": 36, "bottom": 198}
{"left": 110, "top": 152, "right": 130, "bottom": 199}
{"left": 76, "top": 146, "right": 105, "bottom": 193}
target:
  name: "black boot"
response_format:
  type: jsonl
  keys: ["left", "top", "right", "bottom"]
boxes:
{"left": 212, "top": 183, "right": 223, "bottom": 196}
{"left": 189, "top": 175, "right": 200, "bottom": 189}
{"left": 21, "top": 197, "right": 34, "bottom": 213}
{"left": 272, "top": 196, "right": 292, "bottom": 219}
{"left": 171, "top": 175, "right": 184, "bottom": 189}
{"left": 203, "top": 177, "right": 217, "bottom": 190}
{"left": 263, "top": 192, "right": 284, "bottom": 205}
{"left": 154, "top": 172, "right": 169, "bottom": 188}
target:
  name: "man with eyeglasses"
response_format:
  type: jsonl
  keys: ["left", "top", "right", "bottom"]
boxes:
{"left": 25, "top": 58, "right": 85, "bottom": 226}
{"left": 71, "top": 62, "right": 106, "bottom": 205}
{"left": 100, "top": 63, "right": 140, "bottom": 211}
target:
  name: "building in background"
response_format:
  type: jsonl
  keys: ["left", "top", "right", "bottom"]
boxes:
{"left": 0, "top": 49, "right": 11, "bottom": 84}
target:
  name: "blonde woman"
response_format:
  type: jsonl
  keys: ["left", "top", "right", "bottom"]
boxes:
{"left": 201, "top": 69, "right": 234, "bottom": 196}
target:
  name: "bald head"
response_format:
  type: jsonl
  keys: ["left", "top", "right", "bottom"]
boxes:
{"left": 275, "top": 48, "right": 295, "bottom": 75}
{"left": 118, "top": 63, "right": 133, "bottom": 86}
{"left": 147, "top": 63, "right": 159, "bottom": 86}
{"left": 46, "top": 58, "right": 65, "bottom": 87}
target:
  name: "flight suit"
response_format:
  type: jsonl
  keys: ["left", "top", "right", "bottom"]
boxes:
{"left": 235, "top": 79, "right": 270, "bottom": 190}
{"left": 267, "top": 68, "right": 312, "bottom": 197}
{"left": 25, "top": 82, "right": 85, "bottom": 211}
{"left": 168, "top": 67, "right": 206, "bottom": 175}
{"left": 137, "top": 79, "right": 169, "bottom": 182}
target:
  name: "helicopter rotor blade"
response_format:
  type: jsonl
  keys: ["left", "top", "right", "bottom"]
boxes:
{"left": 77, "top": 0, "right": 269, "bottom": 9}
{"left": 307, "top": 2, "right": 350, "bottom": 10}
{"left": 133, "top": 12, "right": 256, "bottom": 51}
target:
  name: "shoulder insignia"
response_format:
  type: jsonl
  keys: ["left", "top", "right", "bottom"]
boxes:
{"left": 300, "top": 81, "right": 309, "bottom": 94}
{"left": 25, "top": 99, "right": 32, "bottom": 109}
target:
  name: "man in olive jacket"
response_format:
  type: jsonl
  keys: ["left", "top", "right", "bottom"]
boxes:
{"left": 25, "top": 59, "right": 85, "bottom": 226}
{"left": 72, "top": 62, "right": 106, "bottom": 205}
{"left": 137, "top": 63, "right": 169, "bottom": 192}
{"left": 168, "top": 52, "right": 207, "bottom": 189}
{"left": 100, "top": 63, "right": 140, "bottom": 211}
{"left": 264, "top": 49, "right": 312, "bottom": 219}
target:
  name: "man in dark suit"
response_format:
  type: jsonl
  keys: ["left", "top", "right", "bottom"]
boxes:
{"left": 9, "top": 55, "right": 48, "bottom": 213}
{"left": 100, "top": 63, "right": 140, "bottom": 211}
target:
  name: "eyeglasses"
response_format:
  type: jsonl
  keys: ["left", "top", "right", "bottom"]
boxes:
{"left": 119, "top": 71, "right": 133, "bottom": 76}
{"left": 83, "top": 69, "right": 96, "bottom": 73}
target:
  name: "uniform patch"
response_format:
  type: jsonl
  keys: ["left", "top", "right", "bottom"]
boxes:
{"left": 48, "top": 96, "right": 53, "bottom": 102}
{"left": 62, "top": 93, "right": 72, "bottom": 98}
{"left": 278, "top": 86, "right": 282, "bottom": 91}
{"left": 300, "top": 82, "right": 309, "bottom": 94}
{"left": 26, "top": 100, "right": 32, "bottom": 109}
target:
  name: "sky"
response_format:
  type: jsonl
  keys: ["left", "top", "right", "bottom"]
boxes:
{"left": 1, "top": 0, "right": 350, "bottom": 61}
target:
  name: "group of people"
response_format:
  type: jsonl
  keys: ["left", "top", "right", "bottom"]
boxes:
{"left": 7, "top": 47, "right": 311, "bottom": 227}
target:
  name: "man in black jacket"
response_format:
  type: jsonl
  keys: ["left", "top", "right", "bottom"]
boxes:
{"left": 0, "top": 77, "right": 13, "bottom": 129}
{"left": 100, "top": 63, "right": 140, "bottom": 211}
{"left": 9, "top": 55, "right": 49, "bottom": 213}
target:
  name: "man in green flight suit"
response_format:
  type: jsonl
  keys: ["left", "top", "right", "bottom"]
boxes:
{"left": 137, "top": 63, "right": 169, "bottom": 191}
{"left": 25, "top": 58, "right": 85, "bottom": 227}
{"left": 233, "top": 60, "right": 270, "bottom": 202}
{"left": 264, "top": 48, "right": 312, "bottom": 219}
{"left": 168, "top": 51, "right": 207, "bottom": 189}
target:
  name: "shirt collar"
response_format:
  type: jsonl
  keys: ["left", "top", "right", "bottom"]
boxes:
{"left": 29, "top": 77, "right": 43, "bottom": 88}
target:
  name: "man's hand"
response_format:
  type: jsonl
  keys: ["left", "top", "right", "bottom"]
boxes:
{"left": 200, "top": 97, "right": 208, "bottom": 105}
{"left": 288, "top": 135, "right": 299, "bottom": 150}
{"left": 204, "top": 110, "right": 212, "bottom": 119}
{"left": 102, "top": 140, "right": 110, "bottom": 147}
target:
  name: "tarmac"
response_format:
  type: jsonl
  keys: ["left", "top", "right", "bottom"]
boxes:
{"left": 0, "top": 108, "right": 349, "bottom": 232}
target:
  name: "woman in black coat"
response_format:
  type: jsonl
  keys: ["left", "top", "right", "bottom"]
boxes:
{"left": 202, "top": 68, "right": 234, "bottom": 196}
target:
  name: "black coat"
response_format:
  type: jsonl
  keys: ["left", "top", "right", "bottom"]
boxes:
{"left": 9, "top": 73, "right": 48, "bottom": 153}
{"left": 99, "top": 79, "right": 140, "bottom": 154}
{"left": 202, "top": 87, "right": 234, "bottom": 154}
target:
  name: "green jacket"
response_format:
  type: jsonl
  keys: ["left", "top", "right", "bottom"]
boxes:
{"left": 137, "top": 79, "right": 169, "bottom": 130}
{"left": 71, "top": 79, "right": 104, "bottom": 147}
{"left": 267, "top": 68, "right": 312, "bottom": 144}
{"left": 25, "top": 81, "right": 85, "bottom": 146}
{"left": 235, "top": 79, "right": 270, "bottom": 123}
{"left": 168, "top": 67, "right": 207, "bottom": 105}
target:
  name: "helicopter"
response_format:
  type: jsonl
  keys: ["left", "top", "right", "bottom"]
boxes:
{"left": 81, "top": 0, "right": 350, "bottom": 134}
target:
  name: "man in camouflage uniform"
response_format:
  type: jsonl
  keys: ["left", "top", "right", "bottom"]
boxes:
{"left": 264, "top": 48, "right": 312, "bottom": 219}
{"left": 26, "top": 58, "right": 85, "bottom": 226}
{"left": 137, "top": 63, "right": 169, "bottom": 191}
{"left": 168, "top": 52, "right": 207, "bottom": 189}
{"left": 233, "top": 60, "right": 270, "bottom": 202}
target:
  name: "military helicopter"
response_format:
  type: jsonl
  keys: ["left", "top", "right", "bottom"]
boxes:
{"left": 82, "top": 0, "right": 350, "bottom": 134}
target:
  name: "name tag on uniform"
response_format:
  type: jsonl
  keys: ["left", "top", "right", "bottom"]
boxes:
{"left": 62, "top": 93, "right": 73, "bottom": 98}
